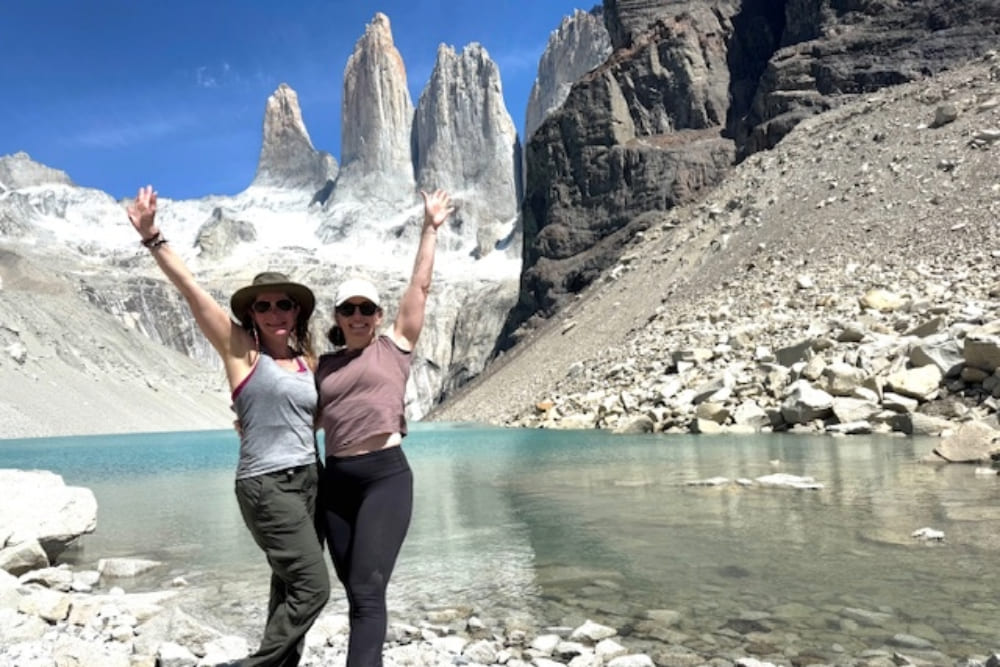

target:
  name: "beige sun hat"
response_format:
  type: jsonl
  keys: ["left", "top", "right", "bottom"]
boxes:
{"left": 230, "top": 271, "right": 316, "bottom": 326}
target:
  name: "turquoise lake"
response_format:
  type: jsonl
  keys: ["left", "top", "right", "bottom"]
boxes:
{"left": 1, "top": 424, "right": 998, "bottom": 660}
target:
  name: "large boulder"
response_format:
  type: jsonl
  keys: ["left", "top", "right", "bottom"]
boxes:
{"left": 0, "top": 470, "right": 97, "bottom": 572}
{"left": 932, "top": 421, "right": 1000, "bottom": 463}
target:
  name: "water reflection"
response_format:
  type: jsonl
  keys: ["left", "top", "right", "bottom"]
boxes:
{"left": 455, "top": 428, "right": 1000, "bottom": 659}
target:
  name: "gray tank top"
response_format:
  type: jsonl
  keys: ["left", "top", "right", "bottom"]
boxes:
{"left": 232, "top": 354, "right": 318, "bottom": 480}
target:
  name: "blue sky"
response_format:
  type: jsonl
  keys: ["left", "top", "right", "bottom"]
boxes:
{"left": 1, "top": 1, "right": 592, "bottom": 200}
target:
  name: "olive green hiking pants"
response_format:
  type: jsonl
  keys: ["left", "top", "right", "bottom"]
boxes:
{"left": 235, "top": 463, "right": 330, "bottom": 667}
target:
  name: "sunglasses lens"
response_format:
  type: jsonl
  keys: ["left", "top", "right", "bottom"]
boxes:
{"left": 252, "top": 299, "right": 296, "bottom": 314}
{"left": 337, "top": 302, "right": 377, "bottom": 316}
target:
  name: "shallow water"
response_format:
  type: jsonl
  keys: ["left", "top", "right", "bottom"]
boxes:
{"left": 2, "top": 425, "right": 998, "bottom": 659}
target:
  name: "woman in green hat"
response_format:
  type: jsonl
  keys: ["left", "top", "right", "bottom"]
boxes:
{"left": 127, "top": 185, "right": 329, "bottom": 667}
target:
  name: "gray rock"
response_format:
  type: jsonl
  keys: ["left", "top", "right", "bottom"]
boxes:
{"left": 0, "top": 539, "right": 48, "bottom": 576}
{"left": 613, "top": 415, "right": 655, "bottom": 434}
{"left": 832, "top": 397, "right": 880, "bottom": 424}
{"left": 886, "top": 365, "right": 943, "bottom": 401}
{"left": 98, "top": 557, "right": 162, "bottom": 578}
{"left": 780, "top": 380, "right": 834, "bottom": 424}
{"left": 194, "top": 208, "right": 257, "bottom": 259}
{"left": 964, "top": 328, "right": 1000, "bottom": 372}
{"left": 0, "top": 606, "right": 50, "bottom": 642}
{"left": 821, "top": 361, "right": 867, "bottom": 396}
{"left": 885, "top": 411, "right": 953, "bottom": 436}
{"left": 930, "top": 103, "right": 960, "bottom": 128}
{"left": 18, "top": 586, "right": 71, "bottom": 623}
{"left": 327, "top": 12, "right": 415, "bottom": 210}
{"left": 157, "top": 641, "right": 198, "bottom": 667}
{"left": 909, "top": 333, "right": 964, "bottom": 377}
{"left": 0, "top": 470, "right": 97, "bottom": 566}
{"left": 570, "top": 619, "right": 617, "bottom": 642}
{"left": 0, "top": 152, "right": 74, "bottom": 189}
{"left": 250, "top": 83, "right": 337, "bottom": 191}
{"left": 0, "top": 569, "right": 18, "bottom": 610}
{"left": 413, "top": 43, "right": 520, "bottom": 258}
{"left": 776, "top": 339, "right": 813, "bottom": 368}
{"left": 18, "top": 565, "right": 73, "bottom": 592}
{"left": 733, "top": 400, "right": 770, "bottom": 430}
{"left": 933, "top": 421, "right": 1000, "bottom": 462}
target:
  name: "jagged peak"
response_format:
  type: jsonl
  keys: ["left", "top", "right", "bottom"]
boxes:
{"left": 329, "top": 10, "right": 415, "bottom": 209}
{"left": 426, "top": 41, "right": 505, "bottom": 93}
{"left": 346, "top": 12, "right": 408, "bottom": 82}
{"left": 263, "top": 83, "right": 313, "bottom": 146}
{"left": 369, "top": 12, "right": 392, "bottom": 38}
{"left": 0, "top": 151, "right": 75, "bottom": 191}
{"left": 251, "top": 83, "right": 337, "bottom": 191}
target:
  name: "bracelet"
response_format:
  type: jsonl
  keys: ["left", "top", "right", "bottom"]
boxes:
{"left": 141, "top": 232, "right": 168, "bottom": 249}
{"left": 140, "top": 232, "right": 165, "bottom": 248}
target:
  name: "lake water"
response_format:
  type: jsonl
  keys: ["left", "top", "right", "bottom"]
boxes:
{"left": 1, "top": 425, "right": 998, "bottom": 661}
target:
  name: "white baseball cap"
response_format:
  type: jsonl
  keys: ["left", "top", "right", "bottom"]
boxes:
{"left": 335, "top": 277, "right": 380, "bottom": 306}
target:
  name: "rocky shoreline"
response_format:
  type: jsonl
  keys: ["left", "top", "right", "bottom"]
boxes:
{"left": 4, "top": 556, "right": 1000, "bottom": 667}
{"left": 0, "top": 559, "right": 1000, "bottom": 667}
{"left": 0, "top": 561, "right": 658, "bottom": 667}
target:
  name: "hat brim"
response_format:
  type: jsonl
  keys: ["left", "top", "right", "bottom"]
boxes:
{"left": 230, "top": 282, "right": 316, "bottom": 325}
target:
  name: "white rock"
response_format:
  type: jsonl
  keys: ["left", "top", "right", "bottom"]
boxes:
{"left": 570, "top": 619, "right": 617, "bottom": 642}
{"left": 911, "top": 527, "right": 944, "bottom": 541}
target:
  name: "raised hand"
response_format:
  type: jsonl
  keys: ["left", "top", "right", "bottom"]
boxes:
{"left": 420, "top": 189, "right": 454, "bottom": 231}
{"left": 126, "top": 185, "right": 159, "bottom": 240}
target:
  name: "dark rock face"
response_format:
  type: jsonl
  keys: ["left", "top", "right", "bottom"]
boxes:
{"left": 525, "top": 8, "right": 613, "bottom": 143}
{"left": 734, "top": 0, "right": 1000, "bottom": 156}
{"left": 499, "top": 11, "right": 736, "bottom": 348}
{"left": 499, "top": 0, "right": 1000, "bottom": 351}
{"left": 603, "top": 0, "right": 737, "bottom": 48}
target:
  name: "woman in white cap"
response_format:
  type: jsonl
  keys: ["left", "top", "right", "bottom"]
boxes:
{"left": 316, "top": 188, "right": 454, "bottom": 667}
{"left": 126, "top": 185, "right": 329, "bottom": 667}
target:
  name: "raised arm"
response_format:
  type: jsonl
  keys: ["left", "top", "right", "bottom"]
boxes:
{"left": 391, "top": 189, "right": 453, "bottom": 351}
{"left": 127, "top": 186, "right": 248, "bottom": 361}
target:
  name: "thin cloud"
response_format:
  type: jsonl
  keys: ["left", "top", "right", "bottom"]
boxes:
{"left": 73, "top": 113, "right": 198, "bottom": 150}
{"left": 196, "top": 66, "right": 219, "bottom": 88}
{"left": 195, "top": 61, "right": 244, "bottom": 89}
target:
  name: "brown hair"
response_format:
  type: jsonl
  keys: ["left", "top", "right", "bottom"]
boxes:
{"left": 240, "top": 305, "right": 317, "bottom": 369}
{"left": 327, "top": 324, "right": 345, "bottom": 348}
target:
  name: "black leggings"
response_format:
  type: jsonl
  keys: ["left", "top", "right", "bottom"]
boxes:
{"left": 323, "top": 447, "right": 413, "bottom": 667}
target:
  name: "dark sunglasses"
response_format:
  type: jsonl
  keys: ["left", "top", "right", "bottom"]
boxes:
{"left": 252, "top": 299, "right": 296, "bottom": 314}
{"left": 336, "top": 301, "right": 378, "bottom": 317}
